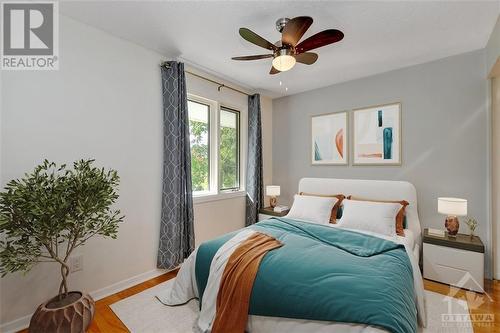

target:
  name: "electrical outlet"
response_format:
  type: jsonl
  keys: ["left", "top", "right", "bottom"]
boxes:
{"left": 69, "top": 255, "right": 83, "bottom": 273}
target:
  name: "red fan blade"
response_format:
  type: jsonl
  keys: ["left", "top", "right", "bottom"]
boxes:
{"left": 296, "top": 29, "right": 344, "bottom": 53}
{"left": 239, "top": 28, "right": 278, "bottom": 51}
{"left": 282, "top": 16, "right": 313, "bottom": 47}
{"left": 293, "top": 52, "right": 318, "bottom": 65}
{"left": 232, "top": 54, "right": 273, "bottom": 60}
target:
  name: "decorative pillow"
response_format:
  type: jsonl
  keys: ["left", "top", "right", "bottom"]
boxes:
{"left": 286, "top": 194, "right": 338, "bottom": 225}
{"left": 337, "top": 199, "right": 402, "bottom": 237}
{"left": 299, "top": 192, "right": 345, "bottom": 223}
{"left": 347, "top": 196, "right": 409, "bottom": 236}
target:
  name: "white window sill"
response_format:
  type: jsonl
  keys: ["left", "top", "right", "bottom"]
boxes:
{"left": 193, "top": 190, "right": 246, "bottom": 204}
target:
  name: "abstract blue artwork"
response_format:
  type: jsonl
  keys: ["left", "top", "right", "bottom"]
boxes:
{"left": 353, "top": 103, "right": 401, "bottom": 165}
{"left": 383, "top": 127, "right": 393, "bottom": 159}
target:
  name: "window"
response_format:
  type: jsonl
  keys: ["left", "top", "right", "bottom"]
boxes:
{"left": 187, "top": 95, "right": 243, "bottom": 199}
{"left": 188, "top": 99, "right": 210, "bottom": 194}
{"left": 219, "top": 108, "right": 240, "bottom": 191}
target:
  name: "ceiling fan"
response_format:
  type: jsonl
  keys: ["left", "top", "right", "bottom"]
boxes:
{"left": 232, "top": 16, "right": 344, "bottom": 74}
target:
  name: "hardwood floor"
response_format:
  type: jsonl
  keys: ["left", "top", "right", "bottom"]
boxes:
{"left": 18, "top": 269, "right": 178, "bottom": 333}
{"left": 19, "top": 272, "right": 499, "bottom": 332}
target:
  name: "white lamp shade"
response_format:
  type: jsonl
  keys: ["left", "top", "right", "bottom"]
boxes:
{"left": 438, "top": 197, "right": 467, "bottom": 216}
{"left": 272, "top": 55, "right": 296, "bottom": 72}
{"left": 266, "top": 185, "right": 280, "bottom": 197}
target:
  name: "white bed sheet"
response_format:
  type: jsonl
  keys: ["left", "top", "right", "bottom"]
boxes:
{"left": 402, "top": 229, "right": 415, "bottom": 250}
{"left": 247, "top": 315, "right": 388, "bottom": 333}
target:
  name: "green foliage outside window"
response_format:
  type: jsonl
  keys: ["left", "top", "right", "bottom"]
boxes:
{"left": 190, "top": 120, "right": 209, "bottom": 192}
{"left": 219, "top": 120, "right": 239, "bottom": 190}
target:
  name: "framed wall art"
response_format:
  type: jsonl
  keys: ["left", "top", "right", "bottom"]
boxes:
{"left": 311, "top": 111, "right": 348, "bottom": 165}
{"left": 352, "top": 102, "right": 401, "bottom": 165}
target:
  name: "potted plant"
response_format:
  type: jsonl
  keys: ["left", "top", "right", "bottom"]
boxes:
{"left": 465, "top": 217, "right": 478, "bottom": 239}
{"left": 0, "top": 160, "right": 124, "bottom": 333}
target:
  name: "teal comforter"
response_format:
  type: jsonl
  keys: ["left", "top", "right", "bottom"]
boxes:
{"left": 195, "top": 218, "right": 417, "bottom": 333}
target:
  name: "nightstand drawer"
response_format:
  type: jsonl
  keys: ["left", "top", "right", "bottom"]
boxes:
{"left": 423, "top": 243, "right": 484, "bottom": 292}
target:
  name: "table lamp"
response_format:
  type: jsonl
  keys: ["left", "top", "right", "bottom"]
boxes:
{"left": 266, "top": 185, "right": 280, "bottom": 208}
{"left": 438, "top": 197, "right": 467, "bottom": 236}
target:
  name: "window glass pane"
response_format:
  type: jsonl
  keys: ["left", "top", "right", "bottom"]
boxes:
{"left": 188, "top": 100, "right": 210, "bottom": 193}
{"left": 220, "top": 108, "right": 240, "bottom": 190}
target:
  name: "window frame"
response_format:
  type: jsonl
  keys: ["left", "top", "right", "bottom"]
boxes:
{"left": 187, "top": 95, "right": 217, "bottom": 197}
{"left": 187, "top": 94, "right": 246, "bottom": 203}
{"left": 218, "top": 106, "right": 241, "bottom": 192}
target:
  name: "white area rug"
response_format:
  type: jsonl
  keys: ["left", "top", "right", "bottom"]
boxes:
{"left": 110, "top": 280, "right": 473, "bottom": 333}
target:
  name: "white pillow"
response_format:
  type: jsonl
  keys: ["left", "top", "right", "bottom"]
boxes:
{"left": 286, "top": 194, "right": 338, "bottom": 224}
{"left": 336, "top": 199, "right": 401, "bottom": 237}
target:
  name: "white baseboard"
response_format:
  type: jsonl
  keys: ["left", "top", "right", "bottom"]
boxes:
{"left": 90, "top": 268, "right": 167, "bottom": 300}
{"left": 0, "top": 314, "right": 32, "bottom": 333}
{"left": 0, "top": 268, "right": 168, "bottom": 333}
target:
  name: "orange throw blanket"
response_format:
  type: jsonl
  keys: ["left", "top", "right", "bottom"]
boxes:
{"left": 211, "top": 232, "right": 282, "bottom": 333}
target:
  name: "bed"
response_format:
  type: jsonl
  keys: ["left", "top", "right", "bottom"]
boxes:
{"left": 157, "top": 178, "right": 426, "bottom": 333}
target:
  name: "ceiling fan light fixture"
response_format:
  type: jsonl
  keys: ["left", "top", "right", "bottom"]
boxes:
{"left": 272, "top": 49, "right": 296, "bottom": 72}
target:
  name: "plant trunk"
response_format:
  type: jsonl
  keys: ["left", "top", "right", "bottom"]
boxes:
{"left": 58, "top": 261, "right": 70, "bottom": 300}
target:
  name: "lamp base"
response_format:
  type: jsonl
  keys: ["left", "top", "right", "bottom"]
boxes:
{"left": 270, "top": 197, "right": 277, "bottom": 208}
{"left": 445, "top": 216, "right": 459, "bottom": 236}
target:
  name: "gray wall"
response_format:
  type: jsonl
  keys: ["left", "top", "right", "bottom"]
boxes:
{"left": 486, "top": 15, "right": 500, "bottom": 75}
{"left": 272, "top": 50, "right": 490, "bottom": 276}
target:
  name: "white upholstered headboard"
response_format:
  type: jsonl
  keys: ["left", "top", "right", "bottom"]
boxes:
{"left": 298, "top": 178, "right": 422, "bottom": 244}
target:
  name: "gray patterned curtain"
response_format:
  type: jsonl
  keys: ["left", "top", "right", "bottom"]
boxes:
{"left": 157, "top": 61, "right": 195, "bottom": 269}
{"left": 245, "top": 94, "right": 264, "bottom": 226}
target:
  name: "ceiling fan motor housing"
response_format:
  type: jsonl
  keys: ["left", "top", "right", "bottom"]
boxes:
{"left": 275, "top": 18, "right": 290, "bottom": 32}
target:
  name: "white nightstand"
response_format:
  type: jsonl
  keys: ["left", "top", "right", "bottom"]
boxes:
{"left": 258, "top": 207, "right": 289, "bottom": 222}
{"left": 423, "top": 228, "right": 485, "bottom": 292}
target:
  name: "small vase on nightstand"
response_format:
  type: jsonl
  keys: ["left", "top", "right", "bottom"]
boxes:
{"left": 445, "top": 216, "right": 459, "bottom": 237}
{"left": 465, "top": 218, "right": 478, "bottom": 241}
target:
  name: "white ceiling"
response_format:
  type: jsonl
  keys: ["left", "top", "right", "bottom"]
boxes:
{"left": 60, "top": 1, "right": 500, "bottom": 98}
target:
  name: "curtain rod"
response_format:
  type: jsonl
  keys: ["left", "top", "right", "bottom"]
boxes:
{"left": 161, "top": 62, "right": 251, "bottom": 97}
